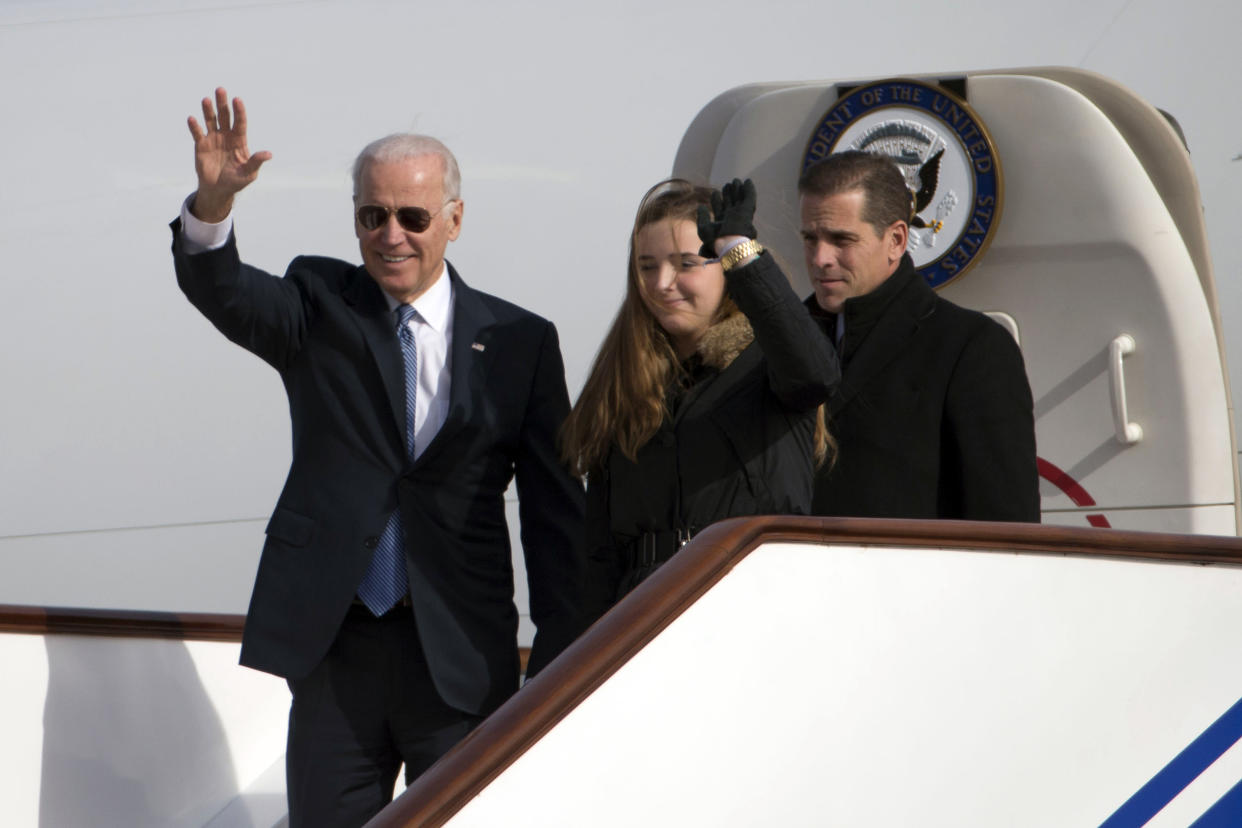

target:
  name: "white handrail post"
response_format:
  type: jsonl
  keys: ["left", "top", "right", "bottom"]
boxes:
{"left": 1109, "top": 334, "right": 1144, "bottom": 445}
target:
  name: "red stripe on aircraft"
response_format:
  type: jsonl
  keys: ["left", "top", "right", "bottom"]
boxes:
{"left": 1037, "top": 456, "right": 1113, "bottom": 528}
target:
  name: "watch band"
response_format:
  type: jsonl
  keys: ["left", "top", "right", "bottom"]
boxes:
{"left": 721, "top": 239, "right": 763, "bottom": 271}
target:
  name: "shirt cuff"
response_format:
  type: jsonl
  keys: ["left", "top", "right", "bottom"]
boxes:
{"left": 715, "top": 235, "right": 750, "bottom": 258}
{"left": 179, "top": 194, "right": 234, "bottom": 254}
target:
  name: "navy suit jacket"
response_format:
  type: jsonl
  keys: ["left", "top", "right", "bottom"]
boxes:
{"left": 172, "top": 222, "right": 585, "bottom": 716}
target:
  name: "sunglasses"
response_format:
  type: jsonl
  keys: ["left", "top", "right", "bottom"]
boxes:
{"left": 355, "top": 201, "right": 455, "bottom": 233}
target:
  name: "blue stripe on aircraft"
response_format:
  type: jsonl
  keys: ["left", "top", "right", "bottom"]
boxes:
{"left": 1099, "top": 695, "right": 1242, "bottom": 828}
{"left": 1189, "top": 775, "right": 1242, "bottom": 827}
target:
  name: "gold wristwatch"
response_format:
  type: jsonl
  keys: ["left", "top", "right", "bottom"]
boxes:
{"left": 720, "top": 239, "right": 763, "bottom": 271}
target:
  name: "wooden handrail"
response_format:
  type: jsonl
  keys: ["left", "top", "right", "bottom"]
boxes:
{"left": 0, "top": 607, "right": 535, "bottom": 673}
{"left": 368, "top": 516, "right": 1242, "bottom": 827}
{"left": 0, "top": 605, "right": 245, "bottom": 642}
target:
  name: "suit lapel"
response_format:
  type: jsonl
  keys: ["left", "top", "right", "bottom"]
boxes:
{"left": 414, "top": 264, "right": 497, "bottom": 466}
{"left": 343, "top": 266, "right": 407, "bottom": 438}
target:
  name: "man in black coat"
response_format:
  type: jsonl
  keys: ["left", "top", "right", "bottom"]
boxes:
{"left": 171, "top": 89, "right": 585, "bottom": 827}
{"left": 799, "top": 151, "right": 1039, "bottom": 521}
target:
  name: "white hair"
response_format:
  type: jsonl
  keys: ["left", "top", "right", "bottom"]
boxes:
{"left": 351, "top": 134, "right": 461, "bottom": 200}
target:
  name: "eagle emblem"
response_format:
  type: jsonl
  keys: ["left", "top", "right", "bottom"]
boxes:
{"left": 802, "top": 78, "right": 1002, "bottom": 288}
{"left": 850, "top": 121, "right": 959, "bottom": 250}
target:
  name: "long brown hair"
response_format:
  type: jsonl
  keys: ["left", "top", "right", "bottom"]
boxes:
{"left": 560, "top": 178, "right": 832, "bottom": 476}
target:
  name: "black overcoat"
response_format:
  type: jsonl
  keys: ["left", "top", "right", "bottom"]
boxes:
{"left": 811, "top": 254, "right": 1040, "bottom": 521}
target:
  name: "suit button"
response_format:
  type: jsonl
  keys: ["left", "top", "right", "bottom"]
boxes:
{"left": 364, "top": 536, "right": 379, "bottom": 550}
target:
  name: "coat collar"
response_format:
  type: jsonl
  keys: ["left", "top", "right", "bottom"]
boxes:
{"left": 667, "top": 312, "right": 758, "bottom": 426}
{"left": 825, "top": 255, "right": 936, "bottom": 416}
{"left": 696, "top": 311, "right": 754, "bottom": 371}
{"left": 838, "top": 254, "right": 920, "bottom": 352}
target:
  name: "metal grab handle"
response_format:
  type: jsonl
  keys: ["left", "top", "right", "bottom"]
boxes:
{"left": 1109, "top": 334, "right": 1143, "bottom": 445}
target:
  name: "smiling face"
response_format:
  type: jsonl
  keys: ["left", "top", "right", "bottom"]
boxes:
{"left": 635, "top": 219, "right": 726, "bottom": 359}
{"left": 354, "top": 154, "right": 462, "bottom": 304}
{"left": 800, "top": 188, "right": 907, "bottom": 314}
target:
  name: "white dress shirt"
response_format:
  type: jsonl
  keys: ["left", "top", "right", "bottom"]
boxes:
{"left": 179, "top": 197, "right": 454, "bottom": 458}
{"left": 383, "top": 275, "right": 453, "bottom": 459}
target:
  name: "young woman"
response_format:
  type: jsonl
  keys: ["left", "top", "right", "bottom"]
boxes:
{"left": 561, "top": 178, "right": 840, "bottom": 621}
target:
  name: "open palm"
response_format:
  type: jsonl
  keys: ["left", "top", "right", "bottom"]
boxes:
{"left": 186, "top": 87, "right": 271, "bottom": 221}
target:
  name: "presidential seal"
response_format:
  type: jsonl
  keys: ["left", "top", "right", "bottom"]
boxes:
{"left": 802, "top": 78, "right": 1002, "bottom": 289}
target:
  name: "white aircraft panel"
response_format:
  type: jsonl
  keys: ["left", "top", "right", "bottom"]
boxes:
{"left": 0, "top": 634, "right": 288, "bottom": 828}
{"left": 449, "top": 540, "right": 1242, "bottom": 827}
{"left": 1041, "top": 504, "right": 1236, "bottom": 535}
{"left": 958, "top": 74, "right": 1234, "bottom": 513}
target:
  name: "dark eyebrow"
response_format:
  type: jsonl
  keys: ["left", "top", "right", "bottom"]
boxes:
{"left": 803, "top": 227, "right": 859, "bottom": 241}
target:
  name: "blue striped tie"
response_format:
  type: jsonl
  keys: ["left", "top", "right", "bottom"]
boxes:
{"left": 356, "top": 304, "right": 418, "bottom": 615}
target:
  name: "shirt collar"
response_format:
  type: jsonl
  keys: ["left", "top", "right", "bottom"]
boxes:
{"left": 382, "top": 262, "right": 454, "bottom": 332}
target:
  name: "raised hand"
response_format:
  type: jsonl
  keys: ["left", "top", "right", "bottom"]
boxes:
{"left": 695, "top": 178, "right": 758, "bottom": 257}
{"left": 186, "top": 87, "right": 272, "bottom": 222}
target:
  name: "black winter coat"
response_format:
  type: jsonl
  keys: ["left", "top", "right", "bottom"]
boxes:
{"left": 582, "top": 252, "right": 839, "bottom": 621}
{"left": 810, "top": 254, "right": 1040, "bottom": 521}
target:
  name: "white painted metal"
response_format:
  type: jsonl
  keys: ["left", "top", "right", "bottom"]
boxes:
{"left": 1041, "top": 504, "right": 1237, "bottom": 535}
{"left": 448, "top": 540, "right": 1242, "bottom": 827}
{"left": 0, "top": 634, "right": 289, "bottom": 828}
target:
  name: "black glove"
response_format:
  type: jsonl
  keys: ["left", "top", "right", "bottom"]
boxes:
{"left": 696, "top": 178, "right": 758, "bottom": 258}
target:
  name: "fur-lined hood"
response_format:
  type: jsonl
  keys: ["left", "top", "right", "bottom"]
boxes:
{"left": 696, "top": 311, "right": 754, "bottom": 370}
